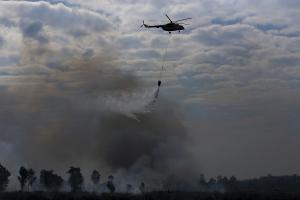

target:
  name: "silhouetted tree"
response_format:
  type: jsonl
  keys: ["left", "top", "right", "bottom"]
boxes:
{"left": 207, "top": 178, "right": 216, "bottom": 191}
{"left": 227, "top": 176, "right": 238, "bottom": 192}
{"left": 198, "top": 174, "right": 208, "bottom": 191}
{"left": 91, "top": 170, "right": 100, "bottom": 185}
{"left": 106, "top": 175, "right": 115, "bottom": 193}
{"left": 18, "top": 167, "right": 28, "bottom": 191}
{"left": 229, "top": 176, "right": 237, "bottom": 182}
{"left": 27, "top": 169, "right": 36, "bottom": 191}
{"left": 199, "top": 174, "right": 206, "bottom": 184}
{"left": 126, "top": 184, "right": 132, "bottom": 193}
{"left": 222, "top": 176, "right": 229, "bottom": 189}
{"left": 215, "top": 176, "right": 226, "bottom": 192}
{"left": 67, "top": 167, "right": 83, "bottom": 192}
{"left": 40, "top": 170, "right": 63, "bottom": 192}
{"left": 0, "top": 163, "right": 11, "bottom": 192}
{"left": 91, "top": 170, "right": 100, "bottom": 192}
{"left": 217, "top": 175, "right": 223, "bottom": 184}
{"left": 139, "top": 182, "right": 146, "bottom": 194}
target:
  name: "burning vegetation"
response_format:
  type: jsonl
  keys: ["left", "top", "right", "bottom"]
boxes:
{"left": 1, "top": 163, "right": 300, "bottom": 199}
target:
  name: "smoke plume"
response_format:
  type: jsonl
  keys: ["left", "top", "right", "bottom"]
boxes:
{"left": 0, "top": 33, "right": 197, "bottom": 190}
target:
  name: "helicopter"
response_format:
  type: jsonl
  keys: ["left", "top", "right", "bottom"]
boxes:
{"left": 141, "top": 14, "right": 191, "bottom": 34}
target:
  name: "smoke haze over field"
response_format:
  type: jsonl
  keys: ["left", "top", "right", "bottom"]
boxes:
{"left": 0, "top": 37, "right": 194, "bottom": 181}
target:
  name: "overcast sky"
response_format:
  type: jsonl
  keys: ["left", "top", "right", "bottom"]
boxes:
{"left": 0, "top": 0, "right": 299, "bottom": 182}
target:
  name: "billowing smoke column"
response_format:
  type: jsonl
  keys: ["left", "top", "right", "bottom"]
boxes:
{"left": 0, "top": 35, "right": 198, "bottom": 191}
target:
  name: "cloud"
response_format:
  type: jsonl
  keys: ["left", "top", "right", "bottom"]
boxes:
{"left": 0, "top": 36, "right": 4, "bottom": 47}
{"left": 271, "top": 56, "right": 300, "bottom": 67}
{"left": 22, "top": 21, "right": 48, "bottom": 43}
{"left": 0, "top": 55, "right": 20, "bottom": 67}
{"left": 211, "top": 17, "right": 243, "bottom": 26}
{"left": 1, "top": 1, "right": 113, "bottom": 34}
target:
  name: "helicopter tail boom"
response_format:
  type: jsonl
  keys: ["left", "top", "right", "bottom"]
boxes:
{"left": 142, "top": 20, "right": 161, "bottom": 28}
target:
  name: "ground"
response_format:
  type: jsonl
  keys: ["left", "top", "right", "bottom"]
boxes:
{"left": 0, "top": 191, "right": 300, "bottom": 200}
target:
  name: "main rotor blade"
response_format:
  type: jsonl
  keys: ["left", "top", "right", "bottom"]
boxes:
{"left": 175, "top": 17, "right": 192, "bottom": 22}
{"left": 165, "top": 14, "right": 172, "bottom": 22}
{"left": 178, "top": 23, "right": 190, "bottom": 25}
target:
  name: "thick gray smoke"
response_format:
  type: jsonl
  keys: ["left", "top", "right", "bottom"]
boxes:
{"left": 0, "top": 36, "right": 198, "bottom": 190}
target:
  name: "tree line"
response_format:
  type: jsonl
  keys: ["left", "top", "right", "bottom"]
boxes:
{"left": 0, "top": 163, "right": 147, "bottom": 193}
{"left": 1, "top": 163, "right": 300, "bottom": 194}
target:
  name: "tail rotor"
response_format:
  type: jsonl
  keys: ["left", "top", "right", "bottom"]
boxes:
{"left": 138, "top": 20, "right": 145, "bottom": 31}
{"left": 140, "top": 20, "right": 145, "bottom": 28}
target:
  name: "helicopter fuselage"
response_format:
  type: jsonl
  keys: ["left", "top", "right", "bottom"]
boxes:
{"left": 142, "top": 14, "right": 190, "bottom": 33}
{"left": 161, "top": 23, "right": 184, "bottom": 32}
{"left": 143, "top": 22, "right": 184, "bottom": 33}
